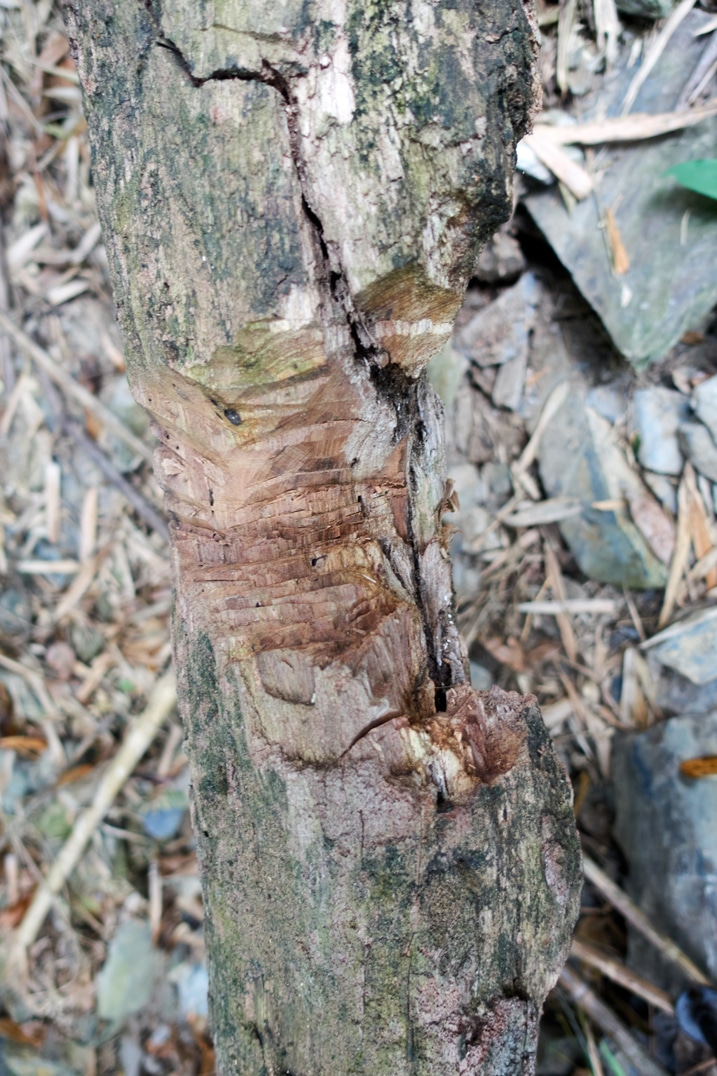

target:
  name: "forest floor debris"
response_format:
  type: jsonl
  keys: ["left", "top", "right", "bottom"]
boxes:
{"left": 1, "top": 0, "right": 717, "bottom": 1073}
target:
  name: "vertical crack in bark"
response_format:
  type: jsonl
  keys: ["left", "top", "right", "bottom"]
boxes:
{"left": 150, "top": 27, "right": 461, "bottom": 712}
{"left": 258, "top": 65, "right": 461, "bottom": 702}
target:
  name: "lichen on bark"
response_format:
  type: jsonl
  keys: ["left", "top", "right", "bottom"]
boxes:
{"left": 65, "top": 1, "right": 580, "bottom": 1071}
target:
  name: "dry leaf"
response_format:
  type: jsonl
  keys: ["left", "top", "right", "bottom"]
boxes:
{"left": 680, "top": 756, "right": 717, "bottom": 778}
{"left": 604, "top": 208, "right": 630, "bottom": 275}
{"left": 0, "top": 1016, "right": 44, "bottom": 1047}
{"left": 56, "top": 762, "right": 95, "bottom": 787}
{"left": 0, "top": 893, "right": 34, "bottom": 930}
{"left": 482, "top": 636, "right": 525, "bottom": 672}
{"left": 0, "top": 735, "right": 48, "bottom": 757}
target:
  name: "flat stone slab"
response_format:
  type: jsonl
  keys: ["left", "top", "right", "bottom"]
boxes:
{"left": 643, "top": 607, "right": 717, "bottom": 686}
{"left": 632, "top": 386, "right": 688, "bottom": 476}
{"left": 538, "top": 388, "right": 669, "bottom": 589}
{"left": 525, "top": 11, "right": 717, "bottom": 367}
{"left": 613, "top": 711, "right": 717, "bottom": 990}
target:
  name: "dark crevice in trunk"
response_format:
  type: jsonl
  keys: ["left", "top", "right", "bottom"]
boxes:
{"left": 155, "top": 37, "right": 263, "bottom": 86}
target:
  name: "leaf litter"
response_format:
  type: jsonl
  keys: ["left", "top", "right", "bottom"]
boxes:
{"left": 1, "top": 0, "right": 717, "bottom": 1074}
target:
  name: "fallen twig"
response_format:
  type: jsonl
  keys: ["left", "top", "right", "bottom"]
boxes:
{"left": 0, "top": 312, "right": 153, "bottom": 465}
{"left": 521, "top": 133, "right": 594, "bottom": 199}
{"left": 560, "top": 964, "right": 671, "bottom": 1076}
{"left": 68, "top": 421, "right": 169, "bottom": 541}
{"left": 621, "top": 0, "right": 698, "bottom": 115}
{"left": 659, "top": 466, "right": 693, "bottom": 629}
{"left": 571, "top": 938, "right": 674, "bottom": 1013}
{"left": 533, "top": 98, "right": 717, "bottom": 145}
{"left": 583, "top": 853, "right": 711, "bottom": 986}
{"left": 517, "top": 599, "right": 619, "bottom": 615}
{"left": 6, "top": 671, "right": 176, "bottom": 968}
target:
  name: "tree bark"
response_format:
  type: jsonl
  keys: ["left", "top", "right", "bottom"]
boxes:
{"left": 65, "top": 2, "right": 581, "bottom": 1071}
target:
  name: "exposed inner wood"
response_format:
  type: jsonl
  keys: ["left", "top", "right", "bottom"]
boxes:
{"left": 125, "top": 31, "right": 508, "bottom": 797}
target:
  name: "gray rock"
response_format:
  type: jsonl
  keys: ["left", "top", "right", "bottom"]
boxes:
{"left": 492, "top": 348, "right": 527, "bottom": 411}
{"left": 680, "top": 421, "right": 717, "bottom": 483}
{"left": 586, "top": 384, "right": 628, "bottom": 425}
{"left": 538, "top": 391, "right": 668, "bottom": 588}
{"left": 0, "top": 587, "right": 31, "bottom": 640}
{"left": 141, "top": 787, "right": 189, "bottom": 841}
{"left": 453, "top": 272, "right": 540, "bottom": 368}
{"left": 470, "top": 661, "right": 494, "bottom": 692}
{"left": 171, "top": 961, "right": 209, "bottom": 1020}
{"left": 632, "top": 387, "right": 688, "bottom": 476}
{"left": 474, "top": 227, "right": 526, "bottom": 285}
{"left": 616, "top": 0, "right": 676, "bottom": 14}
{"left": 1, "top": 1050, "right": 78, "bottom": 1076}
{"left": 613, "top": 711, "right": 717, "bottom": 991}
{"left": 450, "top": 552, "right": 482, "bottom": 605}
{"left": 69, "top": 620, "right": 105, "bottom": 664}
{"left": 525, "top": 11, "right": 717, "bottom": 367}
{"left": 516, "top": 140, "right": 553, "bottom": 185}
{"left": 427, "top": 340, "right": 467, "bottom": 411}
{"left": 648, "top": 657, "right": 717, "bottom": 718}
{"left": 481, "top": 460, "right": 513, "bottom": 504}
{"left": 692, "top": 375, "right": 717, "bottom": 445}
{"left": 96, "top": 919, "right": 159, "bottom": 1023}
{"left": 643, "top": 470, "right": 678, "bottom": 515}
{"left": 643, "top": 607, "right": 717, "bottom": 686}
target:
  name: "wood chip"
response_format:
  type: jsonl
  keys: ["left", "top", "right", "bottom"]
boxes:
{"left": 45, "top": 277, "right": 90, "bottom": 306}
{"left": 76, "top": 650, "right": 115, "bottom": 705}
{"left": 521, "top": 133, "right": 593, "bottom": 200}
{"left": 517, "top": 599, "right": 619, "bottom": 615}
{"left": 625, "top": 482, "right": 675, "bottom": 565}
{"left": 503, "top": 497, "right": 582, "bottom": 527}
{"left": 516, "top": 382, "right": 570, "bottom": 474}
{"left": 544, "top": 541, "right": 578, "bottom": 663}
{"left": 541, "top": 697, "right": 574, "bottom": 731}
{"left": 533, "top": 98, "right": 717, "bottom": 145}
{"left": 44, "top": 459, "right": 61, "bottom": 544}
{"left": 557, "top": 0, "right": 578, "bottom": 96}
{"left": 659, "top": 465, "right": 694, "bottom": 628}
{"left": 53, "top": 551, "right": 105, "bottom": 622}
{"left": 619, "top": 647, "right": 656, "bottom": 729}
{"left": 6, "top": 222, "right": 48, "bottom": 272}
{"left": 15, "top": 558, "right": 80, "bottom": 575}
{"left": 79, "top": 486, "right": 98, "bottom": 561}
{"left": 593, "top": 0, "right": 620, "bottom": 67}
{"left": 687, "top": 475, "right": 717, "bottom": 589}
{"left": 604, "top": 207, "right": 630, "bottom": 275}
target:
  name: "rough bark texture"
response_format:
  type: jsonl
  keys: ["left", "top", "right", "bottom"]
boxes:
{"left": 66, "top": 2, "right": 581, "bottom": 1072}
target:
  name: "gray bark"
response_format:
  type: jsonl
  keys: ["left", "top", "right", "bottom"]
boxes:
{"left": 65, "top": 1, "right": 581, "bottom": 1071}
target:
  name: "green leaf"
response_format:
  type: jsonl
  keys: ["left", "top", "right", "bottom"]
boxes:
{"left": 599, "top": 1040, "right": 628, "bottom": 1076}
{"left": 666, "top": 159, "right": 717, "bottom": 202}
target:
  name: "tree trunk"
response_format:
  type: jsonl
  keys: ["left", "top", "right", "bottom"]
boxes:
{"left": 65, "top": 2, "right": 581, "bottom": 1071}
